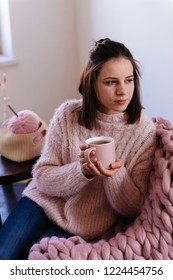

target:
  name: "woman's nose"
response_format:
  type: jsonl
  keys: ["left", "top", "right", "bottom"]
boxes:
{"left": 116, "top": 83, "right": 127, "bottom": 95}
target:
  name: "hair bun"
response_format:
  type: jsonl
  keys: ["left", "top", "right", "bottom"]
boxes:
{"left": 95, "top": 38, "right": 110, "bottom": 46}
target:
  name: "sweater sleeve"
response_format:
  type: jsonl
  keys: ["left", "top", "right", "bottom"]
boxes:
{"left": 31, "top": 101, "right": 93, "bottom": 198}
{"left": 103, "top": 126, "right": 157, "bottom": 217}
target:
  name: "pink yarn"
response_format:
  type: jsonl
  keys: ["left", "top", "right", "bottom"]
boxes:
{"left": 7, "top": 112, "right": 39, "bottom": 134}
{"left": 28, "top": 117, "right": 173, "bottom": 260}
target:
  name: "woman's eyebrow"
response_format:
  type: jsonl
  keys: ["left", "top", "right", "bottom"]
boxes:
{"left": 103, "top": 77, "right": 117, "bottom": 80}
{"left": 103, "top": 75, "right": 134, "bottom": 80}
{"left": 126, "top": 75, "right": 134, "bottom": 79}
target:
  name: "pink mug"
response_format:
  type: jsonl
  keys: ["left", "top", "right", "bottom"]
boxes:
{"left": 84, "top": 136, "right": 115, "bottom": 169}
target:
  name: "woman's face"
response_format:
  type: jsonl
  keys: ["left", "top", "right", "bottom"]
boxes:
{"left": 95, "top": 57, "right": 134, "bottom": 114}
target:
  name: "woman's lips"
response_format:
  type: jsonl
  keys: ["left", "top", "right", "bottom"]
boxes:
{"left": 114, "top": 100, "right": 127, "bottom": 105}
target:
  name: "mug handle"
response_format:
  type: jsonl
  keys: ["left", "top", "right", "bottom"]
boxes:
{"left": 84, "top": 147, "right": 96, "bottom": 164}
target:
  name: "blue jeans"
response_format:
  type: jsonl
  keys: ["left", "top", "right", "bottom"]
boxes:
{"left": 0, "top": 197, "right": 73, "bottom": 260}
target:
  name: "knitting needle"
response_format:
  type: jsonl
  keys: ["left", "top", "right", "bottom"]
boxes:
{"left": 7, "top": 104, "right": 19, "bottom": 117}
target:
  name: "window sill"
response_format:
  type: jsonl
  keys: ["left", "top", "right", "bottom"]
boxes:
{"left": 0, "top": 55, "right": 18, "bottom": 68}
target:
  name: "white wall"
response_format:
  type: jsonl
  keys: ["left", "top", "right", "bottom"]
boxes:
{"left": 1, "top": 0, "right": 173, "bottom": 124}
{"left": 76, "top": 0, "right": 173, "bottom": 123}
{"left": 1, "top": 0, "right": 78, "bottom": 124}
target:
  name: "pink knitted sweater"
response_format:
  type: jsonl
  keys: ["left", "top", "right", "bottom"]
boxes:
{"left": 23, "top": 99, "right": 157, "bottom": 241}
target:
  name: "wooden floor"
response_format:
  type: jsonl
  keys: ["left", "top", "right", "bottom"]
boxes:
{"left": 0, "top": 182, "right": 26, "bottom": 224}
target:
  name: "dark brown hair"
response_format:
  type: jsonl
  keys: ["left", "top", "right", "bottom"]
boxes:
{"left": 79, "top": 38, "right": 143, "bottom": 130}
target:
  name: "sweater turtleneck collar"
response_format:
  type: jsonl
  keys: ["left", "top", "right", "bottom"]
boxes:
{"left": 96, "top": 110, "right": 128, "bottom": 124}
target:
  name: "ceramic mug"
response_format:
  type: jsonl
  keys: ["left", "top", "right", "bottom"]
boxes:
{"left": 84, "top": 136, "right": 115, "bottom": 169}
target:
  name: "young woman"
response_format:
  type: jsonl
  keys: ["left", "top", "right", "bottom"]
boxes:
{"left": 0, "top": 38, "right": 157, "bottom": 259}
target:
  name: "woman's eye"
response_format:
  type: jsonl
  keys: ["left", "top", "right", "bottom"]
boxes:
{"left": 126, "top": 79, "right": 134, "bottom": 84}
{"left": 105, "top": 81, "right": 116, "bottom": 85}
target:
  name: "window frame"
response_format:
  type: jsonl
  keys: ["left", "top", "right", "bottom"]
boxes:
{"left": 0, "top": 0, "right": 17, "bottom": 67}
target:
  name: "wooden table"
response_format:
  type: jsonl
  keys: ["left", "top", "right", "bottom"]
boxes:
{"left": 0, "top": 155, "right": 38, "bottom": 185}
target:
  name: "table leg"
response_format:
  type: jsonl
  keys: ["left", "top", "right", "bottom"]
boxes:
{"left": 0, "top": 183, "right": 26, "bottom": 223}
{"left": 2, "top": 183, "right": 18, "bottom": 205}
{"left": 0, "top": 214, "right": 2, "bottom": 228}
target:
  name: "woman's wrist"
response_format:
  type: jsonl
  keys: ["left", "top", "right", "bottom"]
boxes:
{"left": 81, "top": 167, "right": 95, "bottom": 179}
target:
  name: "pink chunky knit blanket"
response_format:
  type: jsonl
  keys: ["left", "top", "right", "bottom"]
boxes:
{"left": 28, "top": 117, "right": 173, "bottom": 260}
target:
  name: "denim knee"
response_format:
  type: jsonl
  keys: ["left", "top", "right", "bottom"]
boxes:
{"left": 0, "top": 196, "right": 48, "bottom": 260}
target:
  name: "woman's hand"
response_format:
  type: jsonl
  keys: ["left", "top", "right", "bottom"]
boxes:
{"left": 80, "top": 144, "right": 122, "bottom": 178}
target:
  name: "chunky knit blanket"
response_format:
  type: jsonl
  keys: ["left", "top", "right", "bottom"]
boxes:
{"left": 28, "top": 117, "right": 173, "bottom": 260}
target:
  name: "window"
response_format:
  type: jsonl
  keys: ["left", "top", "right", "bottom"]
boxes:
{"left": 0, "top": 0, "right": 17, "bottom": 67}
{"left": 0, "top": 8, "right": 3, "bottom": 54}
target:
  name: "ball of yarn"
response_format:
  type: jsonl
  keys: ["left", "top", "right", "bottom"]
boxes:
{"left": 18, "top": 109, "right": 40, "bottom": 123}
{"left": 7, "top": 111, "right": 39, "bottom": 134}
